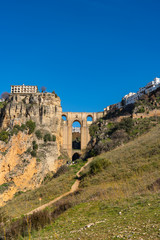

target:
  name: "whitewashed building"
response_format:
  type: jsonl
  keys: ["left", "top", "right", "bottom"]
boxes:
{"left": 123, "top": 92, "right": 138, "bottom": 105}
{"left": 11, "top": 84, "right": 38, "bottom": 94}
{"left": 144, "top": 77, "right": 160, "bottom": 94}
{"left": 103, "top": 77, "right": 160, "bottom": 114}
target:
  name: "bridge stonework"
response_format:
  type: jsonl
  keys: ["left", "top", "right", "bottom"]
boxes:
{"left": 61, "top": 112, "right": 104, "bottom": 159}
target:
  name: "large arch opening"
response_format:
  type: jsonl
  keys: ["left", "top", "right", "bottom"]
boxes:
{"left": 72, "top": 152, "right": 81, "bottom": 161}
{"left": 72, "top": 120, "right": 81, "bottom": 150}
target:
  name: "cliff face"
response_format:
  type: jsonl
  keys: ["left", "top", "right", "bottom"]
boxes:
{"left": 0, "top": 93, "right": 64, "bottom": 206}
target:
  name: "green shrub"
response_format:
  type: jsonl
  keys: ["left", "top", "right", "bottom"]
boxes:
{"left": 32, "top": 141, "right": 38, "bottom": 151}
{"left": 33, "top": 144, "right": 38, "bottom": 150}
{"left": 89, "top": 158, "right": 111, "bottom": 175}
{"left": 35, "top": 130, "right": 42, "bottom": 139}
{"left": 0, "top": 182, "right": 14, "bottom": 194}
{"left": 52, "top": 135, "right": 56, "bottom": 141}
{"left": 14, "top": 191, "right": 24, "bottom": 197}
{"left": 0, "top": 183, "right": 10, "bottom": 193}
{"left": 11, "top": 124, "right": 27, "bottom": 136}
{"left": 107, "top": 122, "right": 114, "bottom": 129}
{"left": 117, "top": 117, "right": 134, "bottom": 133}
{"left": 26, "top": 120, "right": 36, "bottom": 134}
{"left": 36, "top": 158, "right": 41, "bottom": 163}
{"left": 31, "top": 150, "right": 37, "bottom": 157}
{"left": 11, "top": 127, "right": 19, "bottom": 136}
{"left": 20, "top": 124, "right": 27, "bottom": 131}
{"left": 44, "top": 133, "right": 52, "bottom": 142}
{"left": 89, "top": 124, "right": 99, "bottom": 137}
{"left": 0, "top": 102, "right": 5, "bottom": 109}
{"left": 137, "top": 106, "right": 145, "bottom": 113}
{"left": 0, "top": 130, "right": 9, "bottom": 142}
{"left": 14, "top": 124, "right": 21, "bottom": 130}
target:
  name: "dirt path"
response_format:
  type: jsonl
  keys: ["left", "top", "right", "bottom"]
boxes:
{"left": 27, "top": 158, "right": 93, "bottom": 215}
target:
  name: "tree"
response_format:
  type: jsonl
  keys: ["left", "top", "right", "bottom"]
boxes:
{"left": 41, "top": 86, "right": 47, "bottom": 93}
{"left": 1, "top": 92, "right": 10, "bottom": 100}
{"left": 26, "top": 120, "right": 36, "bottom": 134}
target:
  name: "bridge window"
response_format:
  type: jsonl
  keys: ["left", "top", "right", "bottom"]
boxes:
{"left": 87, "top": 116, "right": 93, "bottom": 122}
{"left": 72, "top": 121, "right": 81, "bottom": 150}
{"left": 62, "top": 115, "right": 67, "bottom": 121}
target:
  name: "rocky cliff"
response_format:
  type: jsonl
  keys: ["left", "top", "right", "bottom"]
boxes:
{"left": 0, "top": 92, "right": 64, "bottom": 206}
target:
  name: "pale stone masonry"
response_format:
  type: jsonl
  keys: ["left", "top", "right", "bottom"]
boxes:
{"left": 11, "top": 84, "right": 38, "bottom": 94}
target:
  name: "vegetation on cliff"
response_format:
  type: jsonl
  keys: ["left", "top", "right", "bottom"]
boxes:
{"left": 87, "top": 116, "right": 160, "bottom": 157}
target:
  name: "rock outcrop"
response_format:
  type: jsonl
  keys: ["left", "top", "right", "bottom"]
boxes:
{"left": 0, "top": 92, "right": 64, "bottom": 206}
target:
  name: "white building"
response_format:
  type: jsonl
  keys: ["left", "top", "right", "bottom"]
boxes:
{"left": 123, "top": 92, "right": 138, "bottom": 105}
{"left": 11, "top": 84, "right": 38, "bottom": 94}
{"left": 103, "top": 77, "right": 160, "bottom": 114}
{"left": 72, "top": 127, "right": 81, "bottom": 133}
{"left": 137, "top": 87, "right": 146, "bottom": 97}
{"left": 144, "top": 77, "right": 160, "bottom": 94}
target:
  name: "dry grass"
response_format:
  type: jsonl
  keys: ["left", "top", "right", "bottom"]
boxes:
{"left": 80, "top": 125, "right": 160, "bottom": 201}
{"left": 0, "top": 160, "right": 85, "bottom": 219}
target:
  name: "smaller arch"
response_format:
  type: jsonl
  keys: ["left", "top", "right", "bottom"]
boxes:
{"left": 62, "top": 114, "right": 67, "bottom": 121}
{"left": 87, "top": 115, "right": 93, "bottom": 122}
{"left": 72, "top": 152, "right": 81, "bottom": 161}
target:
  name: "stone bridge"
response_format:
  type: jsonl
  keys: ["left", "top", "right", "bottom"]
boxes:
{"left": 61, "top": 112, "right": 104, "bottom": 159}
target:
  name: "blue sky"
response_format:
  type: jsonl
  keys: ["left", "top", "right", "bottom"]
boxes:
{"left": 0, "top": 0, "right": 160, "bottom": 112}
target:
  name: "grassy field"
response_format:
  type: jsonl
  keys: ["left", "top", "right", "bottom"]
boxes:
{"left": 28, "top": 194, "right": 160, "bottom": 239}
{"left": 1, "top": 125, "right": 160, "bottom": 239}
{"left": 0, "top": 160, "right": 85, "bottom": 219}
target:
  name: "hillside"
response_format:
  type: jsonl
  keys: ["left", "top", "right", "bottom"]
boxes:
{"left": 1, "top": 122, "right": 160, "bottom": 239}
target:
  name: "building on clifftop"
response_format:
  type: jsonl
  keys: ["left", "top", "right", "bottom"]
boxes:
{"left": 11, "top": 84, "right": 38, "bottom": 94}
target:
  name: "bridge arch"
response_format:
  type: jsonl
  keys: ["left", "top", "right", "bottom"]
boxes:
{"left": 72, "top": 152, "right": 81, "bottom": 161}
{"left": 72, "top": 119, "right": 82, "bottom": 125}
{"left": 87, "top": 115, "right": 93, "bottom": 122}
{"left": 61, "top": 112, "right": 102, "bottom": 159}
{"left": 87, "top": 114, "right": 93, "bottom": 119}
{"left": 62, "top": 114, "right": 67, "bottom": 121}
{"left": 72, "top": 120, "right": 81, "bottom": 150}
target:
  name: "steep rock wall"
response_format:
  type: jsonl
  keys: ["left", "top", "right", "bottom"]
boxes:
{"left": 0, "top": 93, "right": 64, "bottom": 206}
